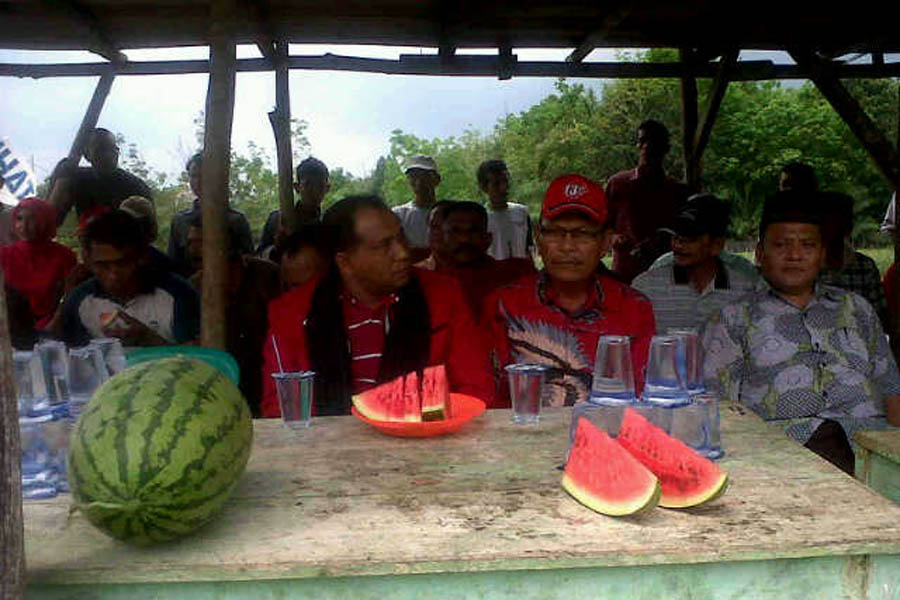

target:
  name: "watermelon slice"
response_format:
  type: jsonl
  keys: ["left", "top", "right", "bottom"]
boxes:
{"left": 403, "top": 371, "right": 422, "bottom": 423}
{"left": 617, "top": 408, "right": 728, "bottom": 508}
{"left": 352, "top": 376, "right": 405, "bottom": 421}
{"left": 562, "top": 417, "right": 661, "bottom": 517}
{"left": 421, "top": 365, "right": 451, "bottom": 421}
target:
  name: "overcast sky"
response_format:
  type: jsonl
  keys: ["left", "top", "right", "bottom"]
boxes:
{"left": 5, "top": 46, "right": 882, "bottom": 184}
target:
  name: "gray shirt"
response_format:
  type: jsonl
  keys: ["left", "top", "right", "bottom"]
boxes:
{"left": 632, "top": 258, "right": 758, "bottom": 333}
{"left": 392, "top": 201, "right": 431, "bottom": 249}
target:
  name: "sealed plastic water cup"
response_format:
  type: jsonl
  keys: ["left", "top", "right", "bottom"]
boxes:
{"left": 13, "top": 351, "right": 43, "bottom": 416}
{"left": 35, "top": 340, "right": 69, "bottom": 405}
{"left": 642, "top": 335, "right": 690, "bottom": 406}
{"left": 89, "top": 338, "right": 127, "bottom": 375}
{"left": 669, "top": 392, "right": 724, "bottom": 459}
{"left": 67, "top": 346, "right": 108, "bottom": 418}
{"left": 272, "top": 371, "right": 315, "bottom": 429}
{"left": 506, "top": 363, "right": 548, "bottom": 425}
{"left": 19, "top": 413, "right": 58, "bottom": 500}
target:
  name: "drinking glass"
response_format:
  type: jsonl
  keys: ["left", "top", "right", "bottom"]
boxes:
{"left": 272, "top": 371, "right": 315, "bottom": 429}
{"left": 590, "top": 335, "right": 636, "bottom": 402}
{"left": 506, "top": 364, "right": 548, "bottom": 425}
{"left": 642, "top": 335, "right": 690, "bottom": 406}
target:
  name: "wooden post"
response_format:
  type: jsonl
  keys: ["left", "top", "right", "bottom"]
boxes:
{"left": 0, "top": 278, "right": 25, "bottom": 600}
{"left": 267, "top": 41, "right": 296, "bottom": 235}
{"left": 200, "top": 0, "right": 236, "bottom": 350}
{"left": 66, "top": 70, "right": 115, "bottom": 163}
{"left": 693, "top": 51, "right": 738, "bottom": 165}
{"left": 679, "top": 48, "right": 700, "bottom": 191}
{"left": 894, "top": 82, "right": 900, "bottom": 358}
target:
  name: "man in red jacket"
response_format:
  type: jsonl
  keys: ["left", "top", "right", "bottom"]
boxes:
{"left": 261, "top": 195, "right": 495, "bottom": 417}
{"left": 486, "top": 174, "right": 656, "bottom": 407}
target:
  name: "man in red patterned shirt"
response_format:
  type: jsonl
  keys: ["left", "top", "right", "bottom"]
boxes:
{"left": 261, "top": 195, "right": 495, "bottom": 417}
{"left": 486, "top": 174, "right": 656, "bottom": 407}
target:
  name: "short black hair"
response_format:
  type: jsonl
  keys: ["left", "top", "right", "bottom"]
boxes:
{"left": 477, "top": 159, "right": 509, "bottom": 188}
{"left": 186, "top": 151, "right": 203, "bottom": 173}
{"left": 428, "top": 199, "right": 456, "bottom": 227}
{"left": 186, "top": 213, "right": 244, "bottom": 260}
{"left": 296, "top": 157, "right": 329, "bottom": 182}
{"left": 322, "top": 195, "right": 391, "bottom": 253}
{"left": 83, "top": 210, "right": 143, "bottom": 254}
{"left": 442, "top": 200, "right": 488, "bottom": 230}
{"left": 637, "top": 119, "right": 670, "bottom": 143}
{"left": 779, "top": 162, "right": 817, "bottom": 192}
{"left": 281, "top": 223, "right": 334, "bottom": 259}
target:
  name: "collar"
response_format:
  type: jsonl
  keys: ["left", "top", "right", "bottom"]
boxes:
{"left": 340, "top": 289, "right": 399, "bottom": 313}
{"left": 756, "top": 277, "right": 841, "bottom": 307}
{"left": 91, "top": 268, "right": 159, "bottom": 303}
{"left": 536, "top": 270, "right": 605, "bottom": 319}
{"left": 672, "top": 257, "right": 730, "bottom": 291}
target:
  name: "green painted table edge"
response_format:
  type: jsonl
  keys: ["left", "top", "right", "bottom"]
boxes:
{"left": 855, "top": 429, "right": 900, "bottom": 463}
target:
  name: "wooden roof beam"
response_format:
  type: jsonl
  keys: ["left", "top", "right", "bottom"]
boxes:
{"left": 41, "top": 0, "right": 126, "bottom": 64}
{"left": 566, "top": 3, "right": 631, "bottom": 63}
{"left": 243, "top": 0, "right": 277, "bottom": 64}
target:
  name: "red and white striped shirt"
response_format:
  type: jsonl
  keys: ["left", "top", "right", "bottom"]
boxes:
{"left": 342, "top": 293, "right": 399, "bottom": 393}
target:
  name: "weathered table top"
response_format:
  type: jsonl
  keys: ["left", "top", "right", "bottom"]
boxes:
{"left": 24, "top": 404, "right": 900, "bottom": 586}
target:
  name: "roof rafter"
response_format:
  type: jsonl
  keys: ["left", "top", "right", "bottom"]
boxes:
{"left": 566, "top": 2, "right": 632, "bottom": 63}
{"left": 40, "top": 0, "right": 127, "bottom": 64}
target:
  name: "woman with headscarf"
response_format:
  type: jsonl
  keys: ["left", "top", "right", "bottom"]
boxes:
{"left": 0, "top": 197, "right": 77, "bottom": 331}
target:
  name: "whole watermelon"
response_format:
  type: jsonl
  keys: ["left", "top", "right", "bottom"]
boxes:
{"left": 68, "top": 356, "right": 253, "bottom": 545}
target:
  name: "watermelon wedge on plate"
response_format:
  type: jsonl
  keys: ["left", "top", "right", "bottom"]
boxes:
{"left": 562, "top": 417, "right": 660, "bottom": 516}
{"left": 617, "top": 407, "right": 729, "bottom": 508}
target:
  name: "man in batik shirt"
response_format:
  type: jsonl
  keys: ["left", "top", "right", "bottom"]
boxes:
{"left": 486, "top": 174, "right": 656, "bottom": 407}
{"left": 702, "top": 191, "right": 900, "bottom": 475}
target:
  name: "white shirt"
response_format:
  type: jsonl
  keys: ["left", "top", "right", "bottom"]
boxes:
{"left": 487, "top": 202, "right": 532, "bottom": 260}
{"left": 393, "top": 201, "right": 431, "bottom": 249}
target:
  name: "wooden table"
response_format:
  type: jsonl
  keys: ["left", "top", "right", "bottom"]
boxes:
{"left": 24, "top": 404, "right": 900, "bottom": 599}
{"left": 856, "top": 429, "right": 900, "bottom": 505}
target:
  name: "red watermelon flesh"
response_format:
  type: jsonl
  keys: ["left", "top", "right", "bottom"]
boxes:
{"left": 562, "top": 417, "right": 660, "bottom": 516}
{"left": 403, "top": 371, "right": 422, "bottom": 422}
{"left": 617, "top": 408, "right": 728, "bottom": 508}
{"left": 352, "top": 376, "right": 405, "bottom": 421}
{"left": 421, "top": 365, "right": 450, "bottom": 421}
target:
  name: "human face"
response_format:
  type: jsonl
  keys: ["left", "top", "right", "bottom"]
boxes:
{"left": 188, "top": 160, "right": 202, "bottom": 198}
{"left": 637, "top": 127, "right": 669, "bottom": 170}
{"left": 757, "top": 222, "right": 823, "bottom": 299}
{"left": 671, "top": 233, "right": 722, "bottom": 269}
{"left": 294, "top": 174, "right": 330, "bottom": 207}
{"left": 338, "top": 207, "right": 412, "bottom": 296}
{"left": 87, "top": 132, "right": 119, "bottom": 174}
{"left": 13, "top": 205, "right": 39, "bottom": 241}
{"left": 406, "top": 169, "right": 439, "bottom": 203}
{"left": 186, "top": 225, "right": 203, "bottom": 271}
{"left": 281, "top": 246, "right": 326, "bottom": 289}
{"left": 482, "top": 170, "right": 509, "bottom": 206}
{"left": 89, "top": 242, "right": 140, "bottom": 299}
{"left": 538, "top": 214, "right": 608, "bottom": 283}
{"left": 441, "top": 211, "right": 491, "bottom": 267}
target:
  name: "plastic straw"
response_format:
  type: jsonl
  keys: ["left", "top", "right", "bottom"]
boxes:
{"left": 271, "top": 335, "right": 284, "bottom": 373}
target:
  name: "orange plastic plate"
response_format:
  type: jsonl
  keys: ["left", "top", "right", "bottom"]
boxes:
{"left": 351, "top": 393, "right": 486, "bottom": 438}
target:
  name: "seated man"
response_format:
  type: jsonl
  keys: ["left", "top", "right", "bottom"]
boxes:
{"left": 817, "top": 192, "right": 889, "bottom": 332}
{"left": 633, "top": 194, "right": 757, "bottom": 333}
{"left": 702, "top": 191, "right": 900, "bottom": 475}
{"left": 278, "top": 224, "right": 330, "bottom": 290}
{"left": 62, "top": 210, "right": 200, "bottom": 347}
{"left": 422, "top": 200, "right": 534, "bottom": 319}
{"left": 48, "top": 128, "right": 153, "bottom": 224}
{"left": 261, "top": 195, "right": 494, "bottom": 417}
{"left": 486, "top": 174, "right": 656, "bottom": 407}
{"left": 187, "top": 214, "right": 282, "bottom": 417}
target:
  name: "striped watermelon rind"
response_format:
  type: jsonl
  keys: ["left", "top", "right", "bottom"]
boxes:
{"left": 617, "top": 407, "right": 728, "bottom": 509}
{"left": 68, "top": 356, "right": 253, "bottom": 545}
{"left": 562, "top": 417, "right": 660, "bottom": 516}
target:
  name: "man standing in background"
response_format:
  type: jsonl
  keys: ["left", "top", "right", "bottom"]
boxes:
{"left": 605, "top": 120, "right": 689, "bottom": 283}
{"left": 477, "top": 159, "right": 534, "bottom": 262}
{"left": 394, "top": 155, "right": 440, "bottom": 263}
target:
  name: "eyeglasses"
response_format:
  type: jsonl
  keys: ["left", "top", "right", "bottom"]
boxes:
{"left": 539, "top": 226, "right": 602, "bottom": 245}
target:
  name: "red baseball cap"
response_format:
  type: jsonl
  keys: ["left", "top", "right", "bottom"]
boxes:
{"left": 541, "top": 174, "right": 607, "bottom": 224}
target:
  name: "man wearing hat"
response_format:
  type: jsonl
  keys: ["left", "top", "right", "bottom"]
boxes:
{"left": 393, "top": 155, "right": 441, "bottom": 263}
{"left": 486, "top": 174, "right": 656, "bottom": 407}
{"left": 702, "top": 190, "right": 900, "bottom": 475}
{"left": 632, "top": 194, "right": 757, "bottom": 333}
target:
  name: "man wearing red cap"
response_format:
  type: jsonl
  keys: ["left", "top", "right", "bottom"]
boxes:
{"left": 485, "top": 174, "right": 656, "bottom": 407}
